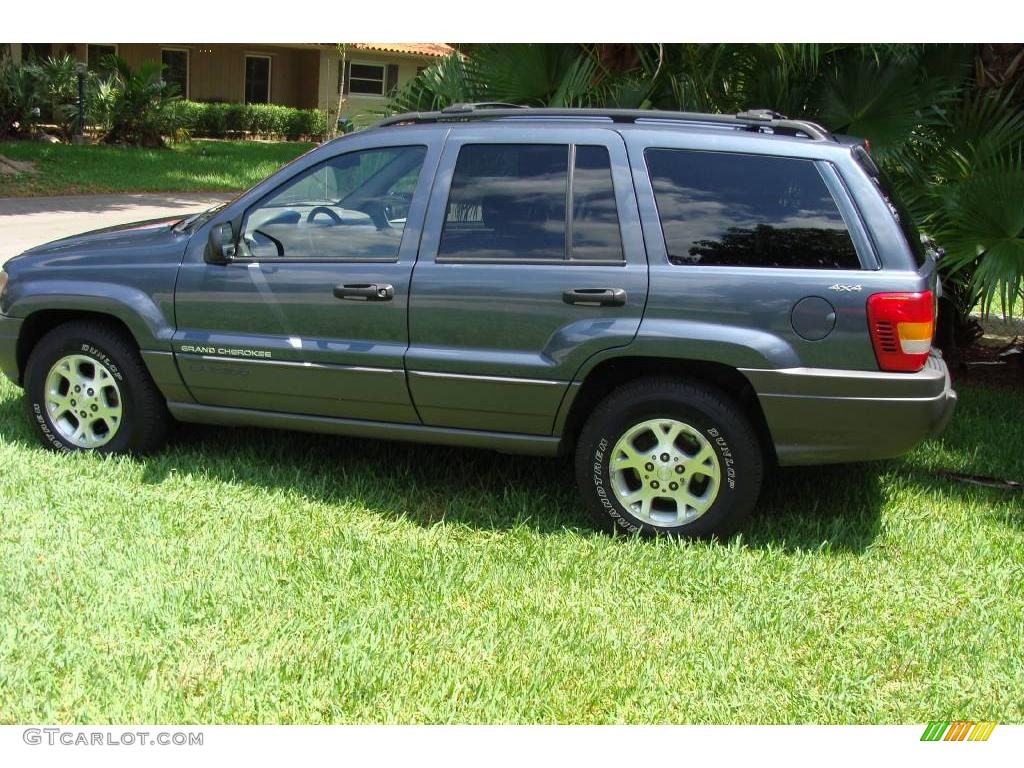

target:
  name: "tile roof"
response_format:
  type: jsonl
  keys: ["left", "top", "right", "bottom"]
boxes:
{"left": 351, "top": 43, "right": 454, "bottom": 58}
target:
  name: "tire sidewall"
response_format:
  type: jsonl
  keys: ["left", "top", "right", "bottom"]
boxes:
{"left": 26, "top": 333, "right": 138, "bottom": 454}
{"left": 582, "top": 392, "right": 758, "bottom": 538}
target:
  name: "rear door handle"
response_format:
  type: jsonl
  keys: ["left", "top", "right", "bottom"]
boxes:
{"left": 333, "top": 283, "right": 394, "bottom": 301}
{"left": 562, "top": 288, "right": 627, "bottom": 307}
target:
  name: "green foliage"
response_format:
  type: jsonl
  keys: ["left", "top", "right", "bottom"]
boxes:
{"left": 28, "top": 54, "right": 83, "bottom": 140}
{"left": 0, "top": 56, "right": 42, "bottom": 138}
{"left": 99, "top": 55, "right": 180, "bottom": 147}
{"left": 168, "top": 100, "right": 328, "bottom": 140}
{"left": 285, "top": 107, "right": 327, "bottom": 141}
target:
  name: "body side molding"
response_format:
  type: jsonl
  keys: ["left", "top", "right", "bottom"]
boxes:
{"left": 167, "top": 401, "right": 563, "bottom": 456}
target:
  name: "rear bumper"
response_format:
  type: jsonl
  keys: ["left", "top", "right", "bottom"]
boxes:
{"left": 743, "top": 352, "right": 957, "bottom": 466}
{"left": 0, "top": 314, "right": 22, "bottom": 386}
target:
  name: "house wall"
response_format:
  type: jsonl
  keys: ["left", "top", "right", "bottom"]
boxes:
{"left": 339, "top": 50, "right": 426, "bottom": 127}
{"left": 5, "top": 43, "right": 442, "bottom": 128}
{"left": 45, "top": 43, "right": 321, "bottom": 109}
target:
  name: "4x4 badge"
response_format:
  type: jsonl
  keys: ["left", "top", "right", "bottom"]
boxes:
{"left": 828, "top": 283, "right": 862, "bottom": 292}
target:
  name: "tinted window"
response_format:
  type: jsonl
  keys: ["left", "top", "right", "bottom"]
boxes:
{"left": 439, "top": 144, "right": 568, "bottom": 262}
{"left": 438, "top": 144, "right": 623, "bottom": 263}
{"left": 238, "top": 145, "right": 426, "bottom": 262}
{"left": 573, "top": 145, "right": 623, "bottom": 262}
{"left": 853, "top": 146, "right": 926, "bottom": 267}
{"left": 646, "top": 149, "right": 860, "bottom": 269}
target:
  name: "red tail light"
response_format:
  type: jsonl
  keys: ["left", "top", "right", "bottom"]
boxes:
{"left": 867, "top": 291, "right": 934, "bottom": 372}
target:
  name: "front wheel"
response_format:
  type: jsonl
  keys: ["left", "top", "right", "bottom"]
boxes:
{"left": 574, "top": 377, "right": 764, "bottom": 539}
{"left": 24, "top": 320, "right": 170, "bottom": 455}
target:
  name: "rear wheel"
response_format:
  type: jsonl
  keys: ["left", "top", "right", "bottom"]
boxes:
{"left": 24, "top": 321, "right": 169, "bottom": 455}
{"left": 574, "top": 377, "right": 763, "bottom": 539}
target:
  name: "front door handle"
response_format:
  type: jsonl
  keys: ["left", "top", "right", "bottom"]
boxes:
{"left": 562, "top": 288, "right": 627, "bottom": 307}
{"left": 333, "top": 283, "right": 394, "bottom": 301}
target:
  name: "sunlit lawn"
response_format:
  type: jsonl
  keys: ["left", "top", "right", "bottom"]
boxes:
{"left": 0, "top": 139, "right": 314, "bottom": 197}
{"left": 0, "top": 376, "right": 1021, "bottom": 723}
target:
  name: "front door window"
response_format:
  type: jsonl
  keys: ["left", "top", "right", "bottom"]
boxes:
{"left": 238, "top": 145, "right": 428, "bottom": 261}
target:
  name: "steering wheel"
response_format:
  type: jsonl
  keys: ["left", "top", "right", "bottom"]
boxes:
{"left": 307, "top": 206, "right": 344, "bottom": 225}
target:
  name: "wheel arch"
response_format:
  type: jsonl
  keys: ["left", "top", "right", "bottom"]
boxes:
{"left": 16, "top": 310, "right": 142, "bottom": 386}
{"left": 557, "top": 355, "right": 777, "bottom": 466}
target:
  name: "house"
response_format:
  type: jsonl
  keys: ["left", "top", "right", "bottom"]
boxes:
{"left": 6, "top": 43, "right": 453, "bottom": 125}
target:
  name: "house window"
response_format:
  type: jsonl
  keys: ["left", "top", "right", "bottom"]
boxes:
{"left": 161, "top": 48, "right": 189, "bottom": 98}
{"left": 87, "top": 44, "right": 117, "bottom": 73}
{"left": 244, "top": 55, "right": 271, "bottom": 104}
{"left": 348, "top": 62, "right": 386, "bottom": 96}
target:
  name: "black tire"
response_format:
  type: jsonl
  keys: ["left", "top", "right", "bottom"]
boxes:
{"left": 23, "top": 320, "right": 170, "bottom": 455}
{"left": 574, "top": 376, "right": 763, "bottom": 539}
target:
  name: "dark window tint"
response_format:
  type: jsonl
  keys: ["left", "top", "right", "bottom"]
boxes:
{"left": 161, "top": 49, "right": 188, "bottom": 97}
{"left": 853, "top": 146, "right": 926, "bottom": 267}
{"left": 239, "top": 146, "right": 426, "bottom": 262}
{"left": 439, "top": 144, "right": 568, "bottom": 262}
{"left": 244, "top": 56, "right": 270, "bottom": 105}
{"left": 646, "top": 149, "right": 860, "bottom": 269}
{"left": 572, "top": 145, "right": 623, "bottom": 262}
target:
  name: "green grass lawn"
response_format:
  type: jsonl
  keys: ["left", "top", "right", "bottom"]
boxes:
{"left": 0, "top": 139, "right": 315, "bottom": 197}
{"left": 0, "top": 375, "right": 1021, "bottom": 724}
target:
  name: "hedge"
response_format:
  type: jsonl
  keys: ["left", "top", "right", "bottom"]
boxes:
{"left": 170, "top": 100, "right": 328, "bottom": 141}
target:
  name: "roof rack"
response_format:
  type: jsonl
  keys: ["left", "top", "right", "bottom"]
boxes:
{"left": 373, "top": 104, "right": 831, "bottom": 140}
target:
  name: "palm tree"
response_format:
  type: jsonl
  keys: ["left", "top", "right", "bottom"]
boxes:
{"left": 99, "top": 54, "right": 179, "bottom": 148}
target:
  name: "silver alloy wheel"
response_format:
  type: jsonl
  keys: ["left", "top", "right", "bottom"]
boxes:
{"left": 609, "top": 418, "right": 721, "bottom": 526}
{"left": 44, "top": 354, "right": 123, "bottom": 449}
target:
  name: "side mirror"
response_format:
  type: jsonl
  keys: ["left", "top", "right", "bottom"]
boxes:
{"left": 205, "top": 222, "right": 236, "bottom": 264}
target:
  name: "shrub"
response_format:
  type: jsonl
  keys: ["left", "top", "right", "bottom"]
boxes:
{"left": 198, "top": 102, "right": 228, "bottom": 137}
{"left": 167, "top": 99, "right": 205, "bottom": 135}
{"left": 286, "top": 108, "right": 328, "bottom": 140}
{"left": 30, "top": 54, "right": 110, "bottom": 141}
{"left": 100, "top": 55, "right": 180, "bottom": 147}
{"left": 0, "top": 57, "right": 41, "bottom": 138}
{"left": 168, "top": 99, "right": 328, "bottom": 141}
{"left": 224, "top": 102, "right": 248, "bottom": 134}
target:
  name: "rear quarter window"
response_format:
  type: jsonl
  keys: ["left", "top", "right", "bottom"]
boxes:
{"left": 645, "top": 148, "right": 861, "bottom": 269}
{"left": 852, "top": 145, "right": 927, "bottom": 268}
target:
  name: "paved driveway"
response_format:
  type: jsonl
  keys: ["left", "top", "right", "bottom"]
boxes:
{"left": 0, "top": 192, "right": 236, "bottom": 265}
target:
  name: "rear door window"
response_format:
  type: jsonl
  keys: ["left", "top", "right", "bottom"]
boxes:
{"left": 439, "top": 144, "right": 568, "bottom": 262}
{"left": 437, "top": 143, "right": 624, "bottom": 263}
{"left": 572, "top": 145, "right": 624, "bottom": 262}
{"left": 645, "top": 148, "right": 861, "bottom": 269}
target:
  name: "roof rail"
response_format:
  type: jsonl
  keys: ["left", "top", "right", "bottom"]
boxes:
{"left": 442, "top": 102, "right": 527, "bottom": 113}
{"left": 372, "top": 105, "right": 831, "bottom": 140}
